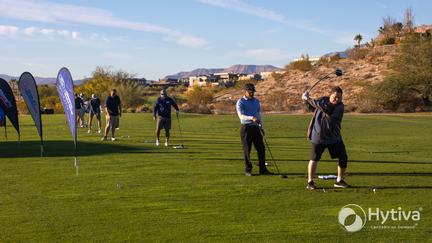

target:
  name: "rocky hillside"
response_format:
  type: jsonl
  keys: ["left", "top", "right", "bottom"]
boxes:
{"left": 211, "top": 46, "right": 396, "bottom": 114}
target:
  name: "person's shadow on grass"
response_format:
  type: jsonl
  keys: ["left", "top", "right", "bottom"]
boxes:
{"left": 0, "top": 140, "right": 154, "bottom": 158}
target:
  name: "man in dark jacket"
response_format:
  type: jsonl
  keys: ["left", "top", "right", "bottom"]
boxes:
{"left": 102, "top": 89, "right": 121, "bottom": 141}
{"left": 75, "top": 93, "right": 85, "bottom": 127}
{"left": 302, "top": 86, "right": 350, "bottom": 190}
{"left": 153, "top": 89, "right": 179, "bottom": 147}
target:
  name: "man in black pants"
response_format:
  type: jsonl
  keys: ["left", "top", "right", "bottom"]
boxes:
{"left": 302, "top": 86, "right": 350, "bottom": 189}
{"left": 236, "top": 83, "right": 272, "bottom": 176}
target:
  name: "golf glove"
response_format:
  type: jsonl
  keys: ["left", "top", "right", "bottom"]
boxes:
{"left": 301, "top": 92, "right": 309, "bottom": 101}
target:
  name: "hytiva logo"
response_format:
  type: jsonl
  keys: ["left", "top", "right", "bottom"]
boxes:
{"left": 338, "top": 204, "right": 367, "bottom": 232}
{"left": 338, "top": 204, "right": 422, "bottom": 232}
{"left": 368, "top": 207, "right": 421, "bottom": 224}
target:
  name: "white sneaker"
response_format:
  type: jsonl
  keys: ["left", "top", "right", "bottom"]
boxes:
{"left": 87, "top": 130, "right": 91, "bottom": 134}
{"left": 98, "top": 129, "right": 101, "bottom": 134}
{"left": 101, "top": 136, "right": 107, "bottom": 141}
{"left": 164, "top": 141, "right": 168, "bottom": 147}
{"left": 156, "top": 140, "right": 160, "bottom": 146}
{"left": 111, "top": 137, "right": 116, "bottom": 141}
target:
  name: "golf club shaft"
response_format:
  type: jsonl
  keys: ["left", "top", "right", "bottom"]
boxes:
{"left": 258, "top": 126, "right": 281, "bottom": 174}
{"left": 263, "top": 137, "right": 280, "bottom": 174}
{"left": 176, "top": 113, "right": 184, "bottom": 145}
{"left": 307, "top": 74, "right": 330, "bottom": 93}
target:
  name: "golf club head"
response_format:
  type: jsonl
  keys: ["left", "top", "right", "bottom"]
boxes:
{"left": 173, "top": 145, "right": 185, "bottom": 149}
{"left": 335, "top": 69, "right": 343, "bottom": 76}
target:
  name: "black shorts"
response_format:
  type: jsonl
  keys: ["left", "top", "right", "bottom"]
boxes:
{"left": 310, "top": 141, "right": 348, "bottom": 168}
{"left": 90, "top": 111, "right": 101, "bottom": 119}
{"left": 156, "top": 116, "right": 172, "bottom": 131}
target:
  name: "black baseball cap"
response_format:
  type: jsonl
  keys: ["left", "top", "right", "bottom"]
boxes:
{"left": 244, "top": 83, "right": 256, "bottom": 92}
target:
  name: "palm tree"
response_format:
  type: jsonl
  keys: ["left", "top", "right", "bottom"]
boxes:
{"left": 354, "top": 34, "right": 363, "bottom": 47}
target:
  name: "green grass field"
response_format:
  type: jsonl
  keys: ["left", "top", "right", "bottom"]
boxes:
{"left": 0, "top": 113, "right": 431, "bottom": 241}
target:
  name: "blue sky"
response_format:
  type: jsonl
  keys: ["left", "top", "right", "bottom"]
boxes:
{"left": 0, "top": 0, "right": 431, "bottom": 80}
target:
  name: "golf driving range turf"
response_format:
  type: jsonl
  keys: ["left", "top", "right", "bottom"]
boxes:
{"left": 0, "top": 113, "right": 431, "bottom": 241}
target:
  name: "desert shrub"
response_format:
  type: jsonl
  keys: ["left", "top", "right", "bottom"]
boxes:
{"left": 353, "top": 86, "right": 383, "bottom": 113}
{"left": 373, "top": 34, "right": 432, "bottom": 111}
{"left": 346, "top": 48, "right": 369, "bottom": 60}
{"left": 266, "top": 90, "right": 290, "bottom": 111}
{"left": 234, "top": 78, "right": 258, "bottom": 89}
{"left": 316, "top": 56, "right": 339, "bottom": 67}
{"left": 287, "top": 56, "right": 313, "bottom": 72}
{"left": 380, "top": 36, "right": 396, "bottom": 45}
{"left": 37, "top": 85, "right": 61, "bottom": 111}
{"left": 16, "top": 100, "right": 29, "bottom": 115}
{"left": 115, "top": 80, "right": 147, "bottom": 109}
{"left": 372, "top": 76, "right": 416, "bottom": 111}
{"left": 270, "top": 72, "right": 284, "bottom": 82}
{"left": 185, "top": 86, "right": 213, "bottom": 113}
{"left": 126, "top": 108, "right": 136, "bottom": 113}
{"left": 137, "top": 104, "right": 152, "bottom": 113}
{"left": 41, "top": 96, "right": 62, "bottom": 113}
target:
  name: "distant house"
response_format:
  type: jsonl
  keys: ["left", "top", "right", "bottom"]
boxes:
{"left": 415, "top": 25, "right": 432, "bottom": 36}
{"left": 238, "top": 73, "right": 262, "bottom": 81}
{"left": 178, "top": 78, "right": 189, "bottom": 86}
{"left": 188, "top": 76, "right": 208, "bottom": 87}
{"left": 322, "top": 52, "right": 348, "bottom": 61}
{"left": 293, "top": 56, "right": 321, "bottom": 65}
{"left": 213, "top": 72, "right": 239, "bottom": 83}
{"left": 260, "top": 71, "right": 285, "bottom": 80}
{"left": 126, "top": 78, "right": 147, "bottom": 86}
{"left": 189, "top": 73, "right": 241, "bottom": 87}
{"left": 159, "top": 78, "right": 179, "bottom": 84}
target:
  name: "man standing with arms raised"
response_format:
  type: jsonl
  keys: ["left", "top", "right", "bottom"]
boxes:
{"left": 102, "top": 89, "right": 121, "bottom": 141}
{"left": 153, "top": 89, "right": 179, "bottom": 147}
{"left": 302, "top": 86, "right": 350, "bottom": 190}
{"left": 236, "top": 83, "right": 272, "bottom": 176}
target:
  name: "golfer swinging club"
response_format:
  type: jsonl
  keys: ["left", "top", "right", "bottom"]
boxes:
{"left": 153, "top": 89, "right": 179, "bottom": 147}
{"left": 302, "top": 86, "right": 350, "bottom": 189}
{"left": 88, "top": 94, "right": 102, "bottom": 134}
{"left": 236, "top": 83, "right": 272, "bottom": 176}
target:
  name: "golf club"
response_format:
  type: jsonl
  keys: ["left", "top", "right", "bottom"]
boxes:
{"left": 173, "top": 112, "right": 185, "bottom": 149}
{"left": 307, "top": 68, "right": 343, "bottom": 93}
{"left": 258, "top": 124, "right": 287, "bottom": 179}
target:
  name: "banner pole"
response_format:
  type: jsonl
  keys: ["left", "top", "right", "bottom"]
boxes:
{"left": 40, "top": 141, "right": 44, "bottom": 157}
{"left": 74, "top": 133, "right": 78, "bottom": 176}
{"left": 40, "top": 134, "right": 44, "bottom": 157}
{"left": 74, "top": 156, "right": 78, "bottom": 176}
